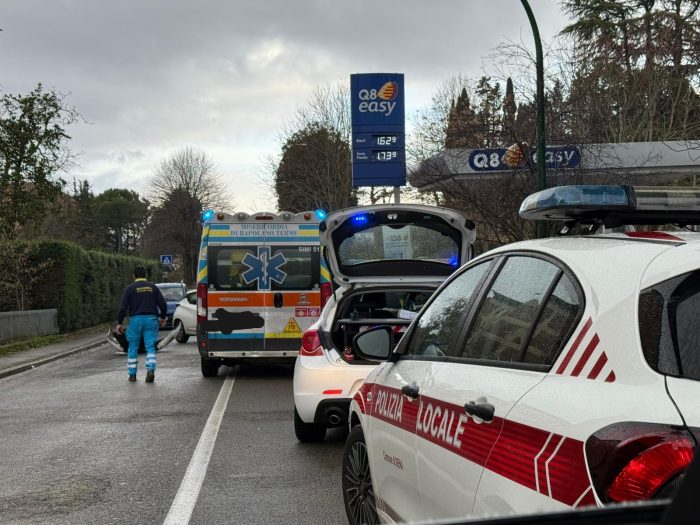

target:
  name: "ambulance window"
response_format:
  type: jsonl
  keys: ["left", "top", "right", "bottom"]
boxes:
{"left": 405, "top": 261, "right": 491, "bottom": 358}
{"left": 460, "top": 256, "right": 559, "bottom": 363}
{"left": 270, "top": 246, "right": 321, "bottom": 291}
{"left": 209, "top": 247, "right": 257, "bottom": 290}
{"left": 523, "top": 274, "right": 581, "bottom": 366}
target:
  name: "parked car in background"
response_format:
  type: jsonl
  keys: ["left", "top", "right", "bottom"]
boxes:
{"left": 172, "top": 290, "right": 196, "bottom": 343}
{"left": 292, "top": 204, "right": 476, "bottom": 442}
{"left": 155, "top": 282, "right": 188, "bottom": 329}
{"left": 342, "top": 185, "right": 700, "bottom": 525}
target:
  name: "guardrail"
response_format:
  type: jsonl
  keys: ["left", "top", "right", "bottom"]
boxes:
{"left": 0, "top": 309, "right": 59, "bottom": 344}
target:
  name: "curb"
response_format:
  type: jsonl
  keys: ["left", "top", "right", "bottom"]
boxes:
{"left": 0, "top": 339, "right": 108, "bottom": 380}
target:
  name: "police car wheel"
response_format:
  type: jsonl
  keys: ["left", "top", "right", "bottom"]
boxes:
{"left": 201, "top": 357, "right": 219, "bottom": 377}
{"left": 342, "top": 425, "right": 378, "bottom": 525}
{"left": 174, "top": 322, "right": 189, "bottom": 344}
{"left": 293, "top": 406, "right": 326, "bottom": 443}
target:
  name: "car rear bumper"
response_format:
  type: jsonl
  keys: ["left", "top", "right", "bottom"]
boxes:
{"left": 293, "top": 352, "right": 376, "bottom": 424}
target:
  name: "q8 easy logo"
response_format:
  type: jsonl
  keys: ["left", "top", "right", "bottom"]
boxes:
{"left": 358, "top": 81, "right": 399, "bottom": 117}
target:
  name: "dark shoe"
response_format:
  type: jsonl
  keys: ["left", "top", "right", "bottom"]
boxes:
{"left": 145, "top": 371, "right": 155, "bottom": 383}
{"left": 128, "top": 374, "right": 136, "bottom": 382}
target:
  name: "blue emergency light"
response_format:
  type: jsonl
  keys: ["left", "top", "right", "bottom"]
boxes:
{"left": 352, "top": 214, "right": 369, "bottom": 225}
{"left": 315, "top": 209, "right": 327, "bottom": 221}
{"left": 202, "top": 209, "right": 215, "bottom": 222}
{"left": 520, "top": 185, "right": 700, "bottom": 226}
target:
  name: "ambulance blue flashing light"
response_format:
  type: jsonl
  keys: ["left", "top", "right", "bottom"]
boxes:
{"left": 315, "top": 209, "right": 327, "bottom": 221}
{"left": 202, "top": 209, "right": 215, "bottom": 222}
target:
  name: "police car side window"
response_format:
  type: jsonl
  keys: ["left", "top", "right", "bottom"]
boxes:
{"left": 523, "top": 274, "right": 581, "bottom": 365}
{"left": 460, "top": 256, "right": 560, "bottom": 363}
{"left": 405, "top": 262, "right": 491, "bottom": 358}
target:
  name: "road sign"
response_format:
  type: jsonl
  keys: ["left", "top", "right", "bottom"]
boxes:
{"left": 160, "top": 255, "right": 173, "bottom": 265}
{"left": 351, "top": 73, "right": 406, "bottom": 187}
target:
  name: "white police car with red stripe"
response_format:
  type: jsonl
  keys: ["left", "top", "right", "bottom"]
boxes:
{"left": 292, "top": 204, "right": 475, "bottom": 442}
{"left": 343, "top": 185, "right": 700, "bottom": 524}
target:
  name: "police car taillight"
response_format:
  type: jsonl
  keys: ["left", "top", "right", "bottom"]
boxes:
{"left": 320, "top": 282, "right": 332, "bottom": 308}
{"left": 197, "top": 283, "right": 207, "bottom": 324}
{"left": 300, "top": 329, "right": 323, "bottom": 357}
{"left": 586, "top": 422, "right": 696, "bottom": 503}
{"left": 519, "top": 185, "right": 700, "bottom": 223}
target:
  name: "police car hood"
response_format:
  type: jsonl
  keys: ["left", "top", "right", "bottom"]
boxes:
{"left": 320, "top": 204, "right": 475, "bottom": 286}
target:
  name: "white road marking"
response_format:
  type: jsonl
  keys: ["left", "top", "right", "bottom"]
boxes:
{"left": 163, "top": 373, "right": 236, "bottom": 525}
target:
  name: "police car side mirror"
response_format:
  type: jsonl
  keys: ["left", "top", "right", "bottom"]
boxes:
{"left": 353, "top": 326, "right": 392, "bottom": 361}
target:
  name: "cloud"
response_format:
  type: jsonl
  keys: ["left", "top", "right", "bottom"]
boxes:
{"left": 1, "top": 0, "right": 567, "bottom": 211}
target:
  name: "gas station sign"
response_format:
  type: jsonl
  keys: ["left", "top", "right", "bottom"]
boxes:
{"left": 351, "top": 73, "right": 406, "bottom": 187}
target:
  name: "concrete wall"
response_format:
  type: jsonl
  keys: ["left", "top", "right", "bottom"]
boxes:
{"left": 0, "top": 309, "right": 59, "bottom": 344}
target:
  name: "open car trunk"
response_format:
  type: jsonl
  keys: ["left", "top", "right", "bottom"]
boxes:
{"left": 325, "top": 285, "right": 435, "bottom": 364}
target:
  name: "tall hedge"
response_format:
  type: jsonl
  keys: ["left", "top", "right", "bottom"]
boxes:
{"left": 0, "top": 240, "right": 161, "bottom": 332}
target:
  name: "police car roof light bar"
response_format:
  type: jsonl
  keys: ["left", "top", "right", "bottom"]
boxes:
{"left": 520, "top": 185, "right": 700, "bottom": 229}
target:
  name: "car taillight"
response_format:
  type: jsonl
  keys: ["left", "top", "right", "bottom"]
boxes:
{"left": 320, "top": 282, "right": 332, "bottom": 308}
{"left": 586, "top": 422, "right": 696, "bottom": 503}
{"left": 300, "top": 329, "right": 323, "bottom": 357}
{"left": 197, "top": 283, "right": 208, "bottom": 324}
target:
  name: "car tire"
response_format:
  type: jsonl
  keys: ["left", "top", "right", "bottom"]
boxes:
{"left": 294, "top": 406, "right": 326, "bottom": 443}
{"left": 174, "top": 322, "right": 189, "bottom": 344}
{"left": 342, "top": 425, "right": 378, "bottom": 525}
{"left": 201, "top": 357, "right": 220, "bottom": 378}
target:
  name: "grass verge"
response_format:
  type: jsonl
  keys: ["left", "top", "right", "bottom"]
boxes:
{"left": 0, "top": 323, "right": 110, "bottom": 358}
{"left": 0, "top": 335, "right": 64, "bottom": 357}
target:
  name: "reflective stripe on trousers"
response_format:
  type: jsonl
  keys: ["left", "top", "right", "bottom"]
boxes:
{"left": 126, "top": 315, "right": 159, "bottom": 374}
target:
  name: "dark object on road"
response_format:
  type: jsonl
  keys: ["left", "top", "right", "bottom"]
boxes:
{"left": 106, "top": 328, "right": 177, "bottom": 353}
{"left": 200, "top": 309, "right": 265, "bottom": 334}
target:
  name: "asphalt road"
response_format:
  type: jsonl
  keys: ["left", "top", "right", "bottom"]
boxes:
{"left": 0, "top": 340, "right": 348, "bottom": 525}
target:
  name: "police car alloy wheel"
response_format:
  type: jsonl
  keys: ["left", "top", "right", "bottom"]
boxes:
{"left": 342, "top": 426, "right": 378, "bottom": 525}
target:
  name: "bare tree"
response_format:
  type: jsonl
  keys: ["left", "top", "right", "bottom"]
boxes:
{"left": 145, "top": 147, "right": 231, "bottom": 284}
{"left": 150, "top": 146, "right": 230, "bottom": 210}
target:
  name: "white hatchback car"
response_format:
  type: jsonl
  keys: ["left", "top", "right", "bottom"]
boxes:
{"left": 172, "top": 290, "right": 196, "bottom": 343}
{"left": 343, "top": 185, "right": 700, "bottom": 524}
{"left": 292, "top": 204, "right": 476, "bottom": 442}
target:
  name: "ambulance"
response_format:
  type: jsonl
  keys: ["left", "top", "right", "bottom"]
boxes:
{"left": 195, "top": 210, "right": 331, "bottom": 377}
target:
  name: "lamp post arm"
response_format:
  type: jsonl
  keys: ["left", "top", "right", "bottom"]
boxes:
{"left": 520, "top": 0, "right": 547, "bottom": 238}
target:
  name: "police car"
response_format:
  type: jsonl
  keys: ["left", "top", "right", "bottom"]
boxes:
{"left": 343, "top": 185, "right": 700, "bottom": 524}
{"left": 292, "top": 204, "right": 475, "bottom": 442}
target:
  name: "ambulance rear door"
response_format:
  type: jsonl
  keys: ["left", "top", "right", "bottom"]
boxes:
{"left": 206, "top": 236, "right": 266, "bottom": 354}
{"left": 262, "top": 221, "right": 322, "bottom": 355}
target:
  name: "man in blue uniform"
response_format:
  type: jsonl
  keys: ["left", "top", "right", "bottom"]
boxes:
{"left": 116, "top": 266, "right": 168, "bottom": 383}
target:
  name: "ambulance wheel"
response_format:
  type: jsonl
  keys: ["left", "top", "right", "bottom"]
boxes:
{"left": 294, "top": 406, "right": 326, "bottom": 443}
{"left": 342, "top": 425, "right": 378, "bottom": 525}
{"left": 201, "top": 357, "right": 220, "bottom": 377}
{"left": 175, "top": 322, "right": 189, "bottom": 343}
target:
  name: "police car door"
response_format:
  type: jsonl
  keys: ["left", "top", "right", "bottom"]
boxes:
{"left": 406, "top": 255, "right": 564, "bottom": 521}
{"left": 365, "top": 260, "right": 492, "bottom": 522}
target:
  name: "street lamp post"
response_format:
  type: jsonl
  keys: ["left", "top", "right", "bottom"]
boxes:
{"left": 521, "top": 0, "right": 547, "bottom": 238}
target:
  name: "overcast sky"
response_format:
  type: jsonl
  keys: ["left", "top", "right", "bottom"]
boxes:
{"left": 1, "top": 0, "right": 568, "bottom": 211}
